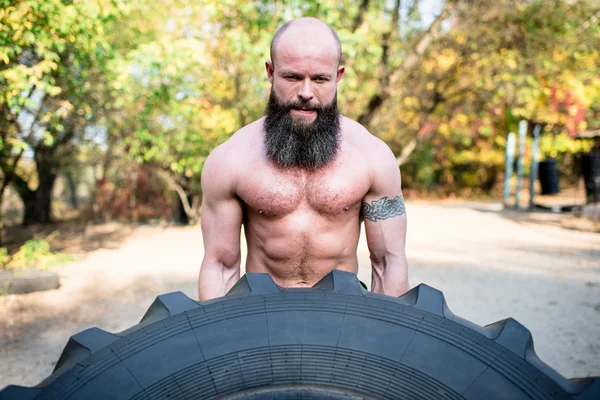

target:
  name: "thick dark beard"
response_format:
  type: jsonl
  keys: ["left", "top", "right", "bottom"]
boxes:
{"left": 263, "top": 90, "right": 341, "bottom": 170}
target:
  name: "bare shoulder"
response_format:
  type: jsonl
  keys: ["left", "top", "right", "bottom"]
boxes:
{"left": 202, "top": 119, "right": 264, "bottom": 193}
{"left": 340, "top": 116, "right": 397, "bottom": 171}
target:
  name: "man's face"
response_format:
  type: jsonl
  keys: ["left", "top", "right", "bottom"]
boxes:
{"left": 263, "top": 29, "right": 345, "bottom": 169}
{"left": 265, "top": 38, "right": 344, "bottom": 126}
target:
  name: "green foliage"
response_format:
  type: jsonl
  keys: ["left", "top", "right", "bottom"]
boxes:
{"left": 0, "top": 0, "right": 128, "bottom": 224}
{"left": 4, "top": 0, "right": 599, "bottom": 213}
{"left": 379, "top": 0, "right": 599, "bottom": 192}
{"left": 0, "top": 247, "right": 9, "bottom": 266}
{"left": 1, "top": 233, "right": 72, "bottom": 270}
{"left": 539, "top": 134, "right": 593, "bottom": 159}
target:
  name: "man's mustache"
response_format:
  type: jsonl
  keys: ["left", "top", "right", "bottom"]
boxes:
{"left": 282, "top": 101, "right": 322, "bottom": 112}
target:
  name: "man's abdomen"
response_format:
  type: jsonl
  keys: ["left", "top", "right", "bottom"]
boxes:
{"left": 244, "top": 218, "right": 361, "bottom": 288}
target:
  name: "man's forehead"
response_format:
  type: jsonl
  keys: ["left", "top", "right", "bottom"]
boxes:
{"left": 275, "top": 40, "right": 339, "bottom": 67}
{"left": 272, "top": 19, "right": 340, "bottom": 63}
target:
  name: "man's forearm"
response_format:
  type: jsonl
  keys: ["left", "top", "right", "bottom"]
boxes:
{"left": 371, "top": 257, "right": 410, "bottom": 297}
{"left": 198, "top": 262, "right": 240, "bottom": 301}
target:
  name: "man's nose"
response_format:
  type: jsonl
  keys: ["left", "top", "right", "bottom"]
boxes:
{"left": 298, "top": 79, "right": 314, "bottom": 102}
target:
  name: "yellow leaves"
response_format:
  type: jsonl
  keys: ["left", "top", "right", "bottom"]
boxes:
{"left": 552, "top": 49, "right": 567, "bottom": 63}
{"left": 422, "top": 60, "right": 435, "bottom": 74}
{"left": 33, "top": 60, "right": 58, "bottom": 78}
{"left": 402, "top": 96, "right": 420, "bottom": 108}
{"left": 46, "top": 86, "right": 62, "bottom": 96}
{"left": 1, "top": 61, "right": 59, "bottom": 99}
{"left": 484, "top": 80, "right": 495, "bottom": 91}
{"left": 439, "top": 123, "right": 450, "bottom": 136}
{"left": 454, "top": 30, "right": 466, "bottom": 45}
{"left": 455, "top": 114, "right": 469, "bottom": 125}
{"left": 75, "top": 103, "right": 91, "bottom": 116}
{"left": 0, "top": 7, "right": 14, "bottom": 19}
{"left": 436, "top": 48, "right": 458, "bottom": 71}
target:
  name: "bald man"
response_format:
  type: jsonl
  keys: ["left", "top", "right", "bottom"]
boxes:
{"left": 199, "top": 17, "right": 409, "bottom": 300}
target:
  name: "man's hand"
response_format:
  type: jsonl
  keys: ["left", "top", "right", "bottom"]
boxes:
{"left": 362, "top": 141, "right": 409, "bottom": 297}
{"left": 198, "top": 145, "right": 243, "bottom": 301}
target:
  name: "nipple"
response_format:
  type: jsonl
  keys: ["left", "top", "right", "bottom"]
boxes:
{"left": 344, "top": 206, "right": 349, "bottom": 211}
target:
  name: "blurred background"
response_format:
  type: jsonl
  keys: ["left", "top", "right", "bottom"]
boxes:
{"left": 1, "top": 0, "right": 599, "bottom": 239}
{"left": 1, "top": 0, "right": 600, "bottom": 388}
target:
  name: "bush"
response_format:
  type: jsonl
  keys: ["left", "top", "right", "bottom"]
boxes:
{"left": 0, "top": 248, "right": 9, "bottom": 267}
{"left": 1, "top": 234, "right": 73, "bottom": 270}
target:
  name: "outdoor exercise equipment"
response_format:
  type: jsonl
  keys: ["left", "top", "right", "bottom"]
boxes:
{"left": 504, "top": 121, "right": 551, "bottom": 209}
{"left": 1, "top": 270, "right": 598, "bottom": 399}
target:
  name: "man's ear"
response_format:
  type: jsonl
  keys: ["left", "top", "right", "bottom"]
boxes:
{"left": 336, "top": 65, "right": 345, "bottom": 83}
{"left": 266, "top": 61, "right": 274, "bottom": 84}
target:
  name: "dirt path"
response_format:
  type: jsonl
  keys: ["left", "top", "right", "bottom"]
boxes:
{"left": 1, "top": 202, "right": 599, "bottom": 390}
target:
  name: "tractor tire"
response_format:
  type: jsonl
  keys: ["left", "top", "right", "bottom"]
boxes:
{"left": 1, "top": 270, "right": 598, "bottom": 399}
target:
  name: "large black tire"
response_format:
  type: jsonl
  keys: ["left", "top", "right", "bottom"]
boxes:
{"left": 1, "top": 270, "right": 598, "bottom": 399}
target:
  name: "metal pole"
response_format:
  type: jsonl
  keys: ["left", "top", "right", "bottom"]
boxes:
{"left": 529, "top": 124, "right": 541, "bottom": 209}
{"left": 515, "top": 120, "right": 527, "bottom": 209}
{"left": 503, "top": 132, "right": 517, "bottom": 207}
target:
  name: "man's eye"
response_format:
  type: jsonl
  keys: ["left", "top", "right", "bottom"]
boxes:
{"left": 285, "top": 76, "right": 300, "bottom": 80}
{"left": 315, "top": 77, "right": 328, "bottom": 82}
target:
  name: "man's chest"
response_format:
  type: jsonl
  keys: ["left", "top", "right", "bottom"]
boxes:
{"left": 236, "top": 162, "right": 371, "bottom": 218}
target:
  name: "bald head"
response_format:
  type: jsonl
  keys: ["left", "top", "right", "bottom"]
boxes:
{"left": 270, "top": 17, "right": 342, "bottom": 66}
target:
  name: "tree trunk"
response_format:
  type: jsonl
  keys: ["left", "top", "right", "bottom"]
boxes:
{"left": 129, "top": 166, "right": 139, "bottom": 222}
{"left": 32, "top": 163, "right": 57, "bottom": 224}
{"left": 351, "top": 0, "right": 370, "bottom": 33}
{"left": 0, "top": 190, "right": 5, "bottom": 247}
{"left": 20, "top": 173, "right": 57, "bottom": 225}
{"left": 357, "top": 6, "right": 452, "bottom": 127}
{"left": 0, "top": 176, "right": 10, "bottom": 247}
{"left": 65, "top": 171, "right": 79, "bottom": 209}
{"left": 13, "top": 154, "right": 58, "bottom": 225}
{"left": 156, "top": 169, "right": 198, "bottom": 225}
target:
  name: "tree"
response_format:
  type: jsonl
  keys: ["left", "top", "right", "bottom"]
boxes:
{"left": 103, "top": 0, "right": 455, "bottom": 222}
{"left": 362, "top": 0, "right": 600, "bottom": 192}
{"left": 0, "top": 0, "right": 126, "bottom": 228}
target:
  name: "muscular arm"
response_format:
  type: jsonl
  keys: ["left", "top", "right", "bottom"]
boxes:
{"left": 198, "top": 146, "right": 243, "bottom": 301}
{"left": 362, "top": 143, "right": 409, "bottom": 297}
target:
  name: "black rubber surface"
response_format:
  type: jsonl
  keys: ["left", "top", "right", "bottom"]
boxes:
{"left": 1, "top": 270, "right": 598, "bottom": 399}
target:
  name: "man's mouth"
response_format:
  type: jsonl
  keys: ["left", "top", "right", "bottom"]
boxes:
{"left": 291, "top": 108, "right": 317, "bottom": 115}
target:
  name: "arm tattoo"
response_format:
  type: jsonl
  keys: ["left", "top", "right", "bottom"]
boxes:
{"left": 361, "top": 195, "right": 406, "bottom": 222}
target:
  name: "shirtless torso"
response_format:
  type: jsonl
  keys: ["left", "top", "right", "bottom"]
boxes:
{"left": 199, "top": 117, "right": 409, "bottom": 299}
{"left": 198, "top": 17, "right": 409, "bottom": 300}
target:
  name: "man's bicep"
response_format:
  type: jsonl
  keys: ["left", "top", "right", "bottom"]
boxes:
{"left": 362, "top": 144, "right": 405, "bottom": 225}
{"left": 361, "top": 146, "right": 409, "bottom": 295}
{"left": 200, "top": 151, "right": 243, "bottom": 267}
{"left": 361, "top": 143, "right": 407, "bottom": 258}
{"left": 362, "top": 195, "right": 407, "bottom": 259}
{"left": 201, "top": 197, "right": 243, "bottom": 266}
{"left": 361, "top": 194, "right": 406, "bottom": 223}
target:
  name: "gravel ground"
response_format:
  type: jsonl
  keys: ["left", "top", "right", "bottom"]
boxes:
{"left": 1, "top": 201, "right": 599, "bottom": 391}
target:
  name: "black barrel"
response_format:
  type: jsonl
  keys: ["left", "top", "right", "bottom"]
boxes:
{"left": 582, "top": 152, "right": 600, "bottom": 202}
{"left": 538, "top": 158, "right": 560, "bottom": 195}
